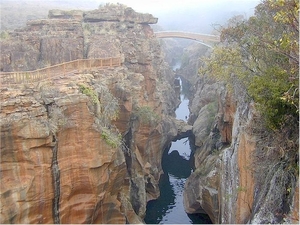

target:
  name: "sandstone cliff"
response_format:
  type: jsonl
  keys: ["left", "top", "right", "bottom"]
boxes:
{"left": 175, "top": 45, "right": 299, "bottom": 224}
{"left": 0, "top": 4, "right": 181, "bottom": 223}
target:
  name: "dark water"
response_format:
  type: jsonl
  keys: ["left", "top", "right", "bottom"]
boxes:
{"left": 144, "top": 77, "right": 212, "bottom": 224}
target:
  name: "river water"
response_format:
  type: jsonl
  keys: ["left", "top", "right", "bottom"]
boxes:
{"left": 144, "top": 77, "right": 212, "bottom": 224}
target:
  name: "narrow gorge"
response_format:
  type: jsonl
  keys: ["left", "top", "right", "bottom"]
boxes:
{"left": 0, "top": 2, "right": 299, "bottom": 224}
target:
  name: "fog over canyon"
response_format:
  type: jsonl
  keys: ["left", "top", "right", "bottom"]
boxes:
{"left": 0, "top": 1, "right": 298, "bottom": 224}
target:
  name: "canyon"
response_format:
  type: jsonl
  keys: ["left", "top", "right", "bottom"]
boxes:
{"left": 174, "top": 43, "right": 299, "bottom": 224}
{"left": 0, "top": 5, "right": 182, "bottom": 223}
{"left": 0, "top": 3, "right": 299, "bottom": 224}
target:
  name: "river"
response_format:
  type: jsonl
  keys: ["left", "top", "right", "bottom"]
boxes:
{"left": 144, "top": 76, "right": 212, "bottom": 224}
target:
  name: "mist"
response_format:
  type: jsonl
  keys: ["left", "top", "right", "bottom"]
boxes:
{"left": 102, "top": 0, "right": 260, "bottom": 33}
{"left": 1, "top": 0, "right": 260, "bottom": 33}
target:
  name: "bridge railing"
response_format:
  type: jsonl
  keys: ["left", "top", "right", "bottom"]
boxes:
{"left": 0, "top": 57, "right": 121, "bottom": 85}
{"left": 154, "top": 31, "right": 220, "bottom": 42}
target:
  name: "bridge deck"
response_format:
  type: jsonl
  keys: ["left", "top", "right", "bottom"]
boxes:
{"left": 154, "top": 31, "right": 220, "bottom": 43}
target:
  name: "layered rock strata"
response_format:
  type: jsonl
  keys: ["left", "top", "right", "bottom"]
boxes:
{"left": 1, "top": 4, "right": 181, "bottom": 223}
{"left": 177, "top": 45, "right": 299, "bottom": 224}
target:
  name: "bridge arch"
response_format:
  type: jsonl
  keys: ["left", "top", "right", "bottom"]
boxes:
{"left": 154, "top": 31, "right": 220, "bottom": 48}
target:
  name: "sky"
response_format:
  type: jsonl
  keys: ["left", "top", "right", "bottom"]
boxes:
{"left": 1, "top": 0, "right": 261, "bottom": 33}
{"left": 99, "top": 0, "right": 261, "bottom": 32}
{"left": 103, "top": 0, "right": 260, "bottom": 14}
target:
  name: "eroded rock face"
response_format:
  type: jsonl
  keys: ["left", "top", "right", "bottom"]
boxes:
{"left": 1, "top": 4, "right": 180, "bottom": 224}
{"left": 0, "top": 4, "right": 158, "bottom": 72}
{"left": 0, "top": 67, "right": 178, "bottom": 223}
{"left": 172, "top": 43, "right": 298, "bottom": 224}
{"left": 83, "top": 5, "right": 158, "bottom": 24}
{"left": 182, "top": 64, "right": 299, "bottom": 224}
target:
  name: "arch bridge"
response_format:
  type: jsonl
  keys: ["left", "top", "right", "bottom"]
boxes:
{"left": 154, "top": 31, "right": 220, "bottom": 47}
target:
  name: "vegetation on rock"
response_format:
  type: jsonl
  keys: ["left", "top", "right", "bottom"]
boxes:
{"left": 198, "top": 1, "right": 299, "bottom": 222}
{"left": 79, "top": 84, "right": 99, "bottom": 104}
{"left": 101, "top": 126, "right": 122, "bottom": 148}
{"left": 79, "top": 83, "right": 121, "bottom": 148}
{"left": 206, "top": 100, "right": 218, "bottom": 135}
{"left": 0, "top": 31, "right": 10, "bottom": 40}
{"left": 134, "top": 106, "right": 160, "bottom": 125}
{"left": 200, "top": 0, "right": 299, "bottom": 131}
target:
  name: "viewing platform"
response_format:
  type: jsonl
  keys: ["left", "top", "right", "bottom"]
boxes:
{"left": 0, "top": 57, "right": 121, "bottom": 86}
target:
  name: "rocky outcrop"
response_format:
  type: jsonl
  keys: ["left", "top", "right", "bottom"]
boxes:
{"left": 167, "top": 40, "right": 299, "bottom": 224}
{"left": 0, "top": 4, "right": 158, "bottom": 72}
{"left": 48, "top": 9, "right": 83, "bottom": 20}
{"left": 176, "top": 43, "right": 211, "bottom": 88}
{"left": 181, "top": 53, "right": 299, "bottom": 224}
{"left": 173, "top": 119, "right": 193, "bottom": 140}
{"left": 1, "top": 72, "right": 133, "bottom": 223}
{"left": 184, "top": 74, "right": 299, "bottom": 223}
{"left": 1, "top": 18, "right": 84, "bottom": 71}
{"left": 0, "top": 4, "right": 180, "bottom": 224}
{"left": 83, "top": 5, "right": 158, "bottom": 24}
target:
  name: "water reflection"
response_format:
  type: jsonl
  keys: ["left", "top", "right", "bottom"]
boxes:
{"left": 144, "top": 74, "right": 212, "bottom": 224}
{"left": 144, "top": 173, "right": 175, "bottom": 224}
{"left": 144, "top": 141, "right": 212, "bottom": 224}
{"left": 163, "top": 150, "right": 191, "bottom": 179}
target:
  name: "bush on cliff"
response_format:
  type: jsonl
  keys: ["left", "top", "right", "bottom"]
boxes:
{"left": 79, "top": 84, "right": 99, "bottom": 104}
{"left": 101, "top": 126, "right": 122, "bottom": 148}
{"left": 79, "top": 83, "right": 119, "bottom": 125}
{"left": 199, "top": 1, "right": 299, "bottom": 222}
{"left": 134, "top": 106, "right": 160, "bottom": 125}
{"left": 200, "top": 0, "right": 299, "bottom": 131}
{"left": 79, "top": 83, "right": 121, "bottom": 148}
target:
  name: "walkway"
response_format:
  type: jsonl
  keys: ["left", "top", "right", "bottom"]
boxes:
{"left": 154, "top": 31, "right": 220, "bottom": 46}
{"left": 0, "top": 57, "right": 121, "bottom": 85}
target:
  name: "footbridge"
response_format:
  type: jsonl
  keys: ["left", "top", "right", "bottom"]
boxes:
{"left": 155, "top": 31, "right": 220, "bottom": 47}
{"left": 0, "top": 57, "right": 121, "bottom": 85}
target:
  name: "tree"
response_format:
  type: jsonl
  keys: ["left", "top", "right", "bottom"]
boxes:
{"left": 200, "top": 0, "right": 299, "bottom": 130}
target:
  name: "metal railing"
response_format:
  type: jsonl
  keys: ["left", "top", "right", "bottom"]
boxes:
{"left": 0, "top": 57, "right": 121, "bottom": 85}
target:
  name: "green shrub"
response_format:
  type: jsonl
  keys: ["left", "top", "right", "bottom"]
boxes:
{"left": 0, "top": 31, "right": 10, "bottom": 40}
{"left": 199, "top": 0, "right": 299, "bottom": 130}
{"left": 135, "top": 106, "right": 159, "bottom": 125}
{"left": 206, "top": 100, "right": 218, "bottom": 134}
{"left": 79, "top": 84, "right": 99, "bottom": 104}
{"left": 101, "top": 126, "right": 122, "bottom": 148}
{"left": 95, "top": 84, "right": 119, "bottom": 123}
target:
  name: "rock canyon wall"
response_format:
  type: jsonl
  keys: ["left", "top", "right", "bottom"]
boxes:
{"left": 1, "top": 4, "right": 298, "bottom": 224}
{"left": 174, "top": 44, "right": 299, "bottom": 224}
{"left": 0, "top": 5, "right": 180, "bottom": 223}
